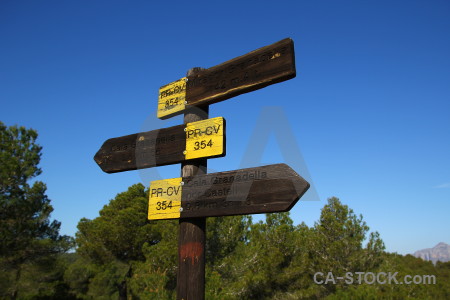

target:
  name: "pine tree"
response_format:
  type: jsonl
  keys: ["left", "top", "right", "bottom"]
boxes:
{"left": 0, "top": 121, "right": 73, "bottom": 299}
{"left": 73, "top": 183, "right": 176, "bottom": 299}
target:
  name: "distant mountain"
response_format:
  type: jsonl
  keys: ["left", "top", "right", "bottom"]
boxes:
{"left": 414, "top": 242, "right": 450, "bottom": 264}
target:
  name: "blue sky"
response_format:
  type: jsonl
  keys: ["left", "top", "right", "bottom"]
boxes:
{"left": 1, "top": 0, "right": 449, "bottom": 255}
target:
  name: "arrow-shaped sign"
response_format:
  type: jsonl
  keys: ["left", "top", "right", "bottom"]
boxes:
{"left": 94, "top": 117, "right": 225, "bottom": 173}
{"left": 157, "top": 38, "right": 296, "bottom": 119}
{"left": 148, "top": 163, "right": 309, "bottom": 220}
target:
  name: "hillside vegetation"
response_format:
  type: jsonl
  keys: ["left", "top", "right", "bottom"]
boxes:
{"left": 2, "top": 122, "right": 449, "bottom": 299}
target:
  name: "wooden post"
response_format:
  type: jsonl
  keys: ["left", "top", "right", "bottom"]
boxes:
{"left": 177, "top": 67, "right": 207, "bottom": 300}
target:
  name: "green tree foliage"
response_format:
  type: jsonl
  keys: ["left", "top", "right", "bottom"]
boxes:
{"left": 64, "top": 185, "right": 450, "bottom": 299}
{"left": 68, "top": 183, "right": 179, "bottom": 299}
{"left": 4, "top": 122, "right": 449, "bottom": 299}
{"left": 205, "top": 215, "right": 252, "bottom": 299}
{"left": 206, "top": 215, "right": 252, "bottom": 266}
{"left": 76, "top": 184, "right": 159, "bottom": 264}
{"left": 221, "top": 212, "right": 302, "bottom": 299}
{"left": 328, "top": 255, "right": 450, "bottom": 299}
{"left": 0, "top": 121, "right": 73, "bottom": 299}
{"left": 200, "top": 198, "right": 386, "bottom": 299}
{"left": 128, "top": 217, "right": 178, "bottom": 299}
{"left": 309, "top": 197, "right": 385, "bottom": 296}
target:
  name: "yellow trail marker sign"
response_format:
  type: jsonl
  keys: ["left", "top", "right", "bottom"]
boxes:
{"left": 185, "top": 117, "right": 224, "bottom": 160}
{"left": 157, "top": 77, "right": 187, "bottom": 119}
{"left": 148, "top": 177, "right": 183, "bottom": 220}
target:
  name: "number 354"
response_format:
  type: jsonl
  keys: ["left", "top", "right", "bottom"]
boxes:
{"left": 155, "top": 201, "right": 173, "bottom": 210}
{"left": 194, "top": 139, "right": 213, "bottom": 150}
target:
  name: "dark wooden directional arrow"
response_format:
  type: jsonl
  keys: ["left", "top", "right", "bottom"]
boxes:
{"left": 157, "top": 38, "right": 296, "bottom": 119}
{"left": 94, "top": 117, "right": 225, "bottom": 173}
{"left": 148, "top": 163, "right": 309, "bottom": 220}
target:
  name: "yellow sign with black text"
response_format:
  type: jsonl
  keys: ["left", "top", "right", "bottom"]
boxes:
{"left": 157, "top": 77, "right": 187, "bottom": 119}
{"left": 184, "top": 117, "right": 224, "bottom": 160}
{"left": 148, "top": 177, "right": 182, "bottom": 220}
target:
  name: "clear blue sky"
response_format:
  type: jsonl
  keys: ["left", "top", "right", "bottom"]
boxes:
{"left": 1, "top": 0, "right": 449, "bottom": 255}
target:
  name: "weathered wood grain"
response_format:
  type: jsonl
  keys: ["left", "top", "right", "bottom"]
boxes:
{"left": 180, "top": 163, "right": 308, "bottom": 218}
{"left": 148, "top": 164, "right": 309, "bottom": 220}
{"left": 158, "top": 38, "right": 296, "bottom": 119}
{"left": 94, "top": 118, "right": 225, "bottom": 173}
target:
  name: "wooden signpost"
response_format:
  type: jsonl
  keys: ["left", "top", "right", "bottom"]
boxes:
{"left": 94, "top": 38, "right": 307, "bottom": 300}
{"left": 148, "top": 164, "right": 309, "bottom": 220}
{"left": 94, "top": 117, "right": 225, "bottom": 173}
{"left": 158, "top": 38, "right": 296, "bottom": 119}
